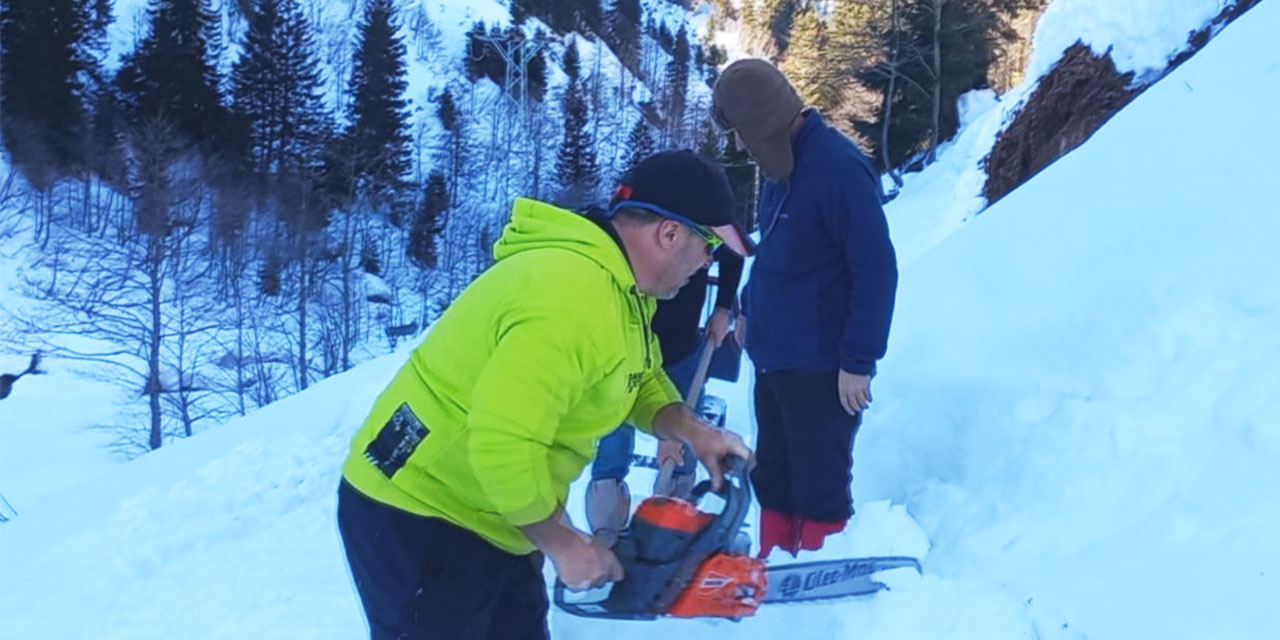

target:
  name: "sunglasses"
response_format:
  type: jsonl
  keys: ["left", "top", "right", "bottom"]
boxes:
{"left": 608, "top": 200, "right": 724, "bottom": 254}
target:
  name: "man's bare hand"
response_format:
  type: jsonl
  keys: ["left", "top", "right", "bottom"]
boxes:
{"left": 706, "top": 307, "right": 733, "bottom": 347}
{"left": 547, "top": 535, "right": 625, "bottom": 592}
{"left": 684, "top": 423, "right": 754, "bottom": 491}
{"left": 837, "top": 370, "right": 872, "bottom": 415}
{"left": 651, "top": 404, "right": 755, "bottom": 491}
{"left": 520, "top": 508, "right": 623, "bottom": 591}
{"left": 655, "top": 440, "right": 685, "bottom": 468}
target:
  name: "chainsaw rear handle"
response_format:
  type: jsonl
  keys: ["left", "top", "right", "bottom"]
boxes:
{"left": 552, "top": 455, "right": 752, "bottom": 618}
{"left": 689, "top": 454, "right": 751, "bottom": 545}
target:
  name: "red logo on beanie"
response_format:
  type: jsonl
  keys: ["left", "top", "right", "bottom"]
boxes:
{"left": 613, "top": 184, "right": 634, "bottom": 201}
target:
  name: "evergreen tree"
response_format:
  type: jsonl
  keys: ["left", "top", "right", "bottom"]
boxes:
{"left": 0, "top": 0, "right": 106, "bottom": 180}
{"left": 829, "top": 0, "right": 878, "bottom": 72}
{"left": 436, "top": 88, "right": 465, "bottom": 202}
{"left": 664, "top": 26, "right": 691, "bottom": 144}
{"left": 783, "top": 8, "right": 837, "bottom": 113}
{"left": 623, "top": 118, "right": 656, "bottom": 173}
{"left": 556, "top": 42, "right": 598, "bottom": 204}
{"left": 344, "top": 0, "right": 410, "bottom": 201}
{"left": 464, "top": 22, "right": 488, "bottom": 82}
{"left": 117, "top": 0, "right": 227, "bottom": 149}
{"left": 408, "top": 172, "right": 448, "bottom": 270}
{"left": 409, "top": 1, "right": 442, "bottom": 62}
{"left": 524, "top": 47, "right": 549, "bottom": 103}
{"left": 607, "top": 0, "right": 642, "bottom": 71}
{"left": 230, "top": 0, "right": 329, "bottom": 181}
{"left": 750, "top": 0, "right": 797, "bottom": 57}
{"left": 562, "top": 38, "right": 581, "bottom": 81}
{"left": 511, "top": 0, "right": 600, "bottom": 35}
{"left": 89, "top": 73, "right": 128, "bottom": 188}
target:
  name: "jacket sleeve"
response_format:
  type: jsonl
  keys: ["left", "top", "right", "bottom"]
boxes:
{"left": 466, "top": 300, "right": 604, "bottom": 527}
{"left": 823, "top": 160, "right": 898, "bottom": 376}
{"left": 713, "top": 245, "right": 745, "bottom": 311}
{"left": 627, "top": 361, "right": 681, "bottom": 434}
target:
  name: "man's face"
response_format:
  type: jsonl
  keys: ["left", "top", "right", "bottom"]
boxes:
{"left": 652, "top": 221, "right": 715, "bottom": 300}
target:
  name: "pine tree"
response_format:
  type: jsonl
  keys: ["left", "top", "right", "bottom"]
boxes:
{"left": 0, "top": 0, "right": 105, "bottom": 180}
{"left": 607, "top": 0, "right": 641, "bottom": 71}
{"left": 783, "top": 8, "right": 837, "bottom": 113}
{"left": 117, "top": 0, "right": 227, "bottom": 149}
{"left": 664, "top": 26, "right": 691, "bottom": 145}
{"left": 521, "top": 45, "right": 549, "bottom": 103}
{"left": 562, "top": 38, "right": 581, "bottom": 81}
{"left": 230, "top": 0, "right": 329, "bottom": 181}
{"left": 851, "top": 0, "right": 1034, "bottom": 171}
{"left": 752, "top": 0, "right": 797, "bottom": 57}
{"left": 344, "top": 0, "right": 410, "bottom": 201}
{"left": 408, "top": 1, "right": 442, "bottom": 62}
{"left": 829, "top": 0, "right": 878, "bottom": 71}
{"left": 510, "top": 0, "right": 599, "bottom": 35}
{"left": 623, "top": 118, "right": 656, "bottom": 173}
{"left": 555, "top": 42, "right": 598, "bottom": 204}
{"left": 464, "top": 22, "right": 488, "bottom": 82}
{"left": 436, "top": 88, "right": 465, "bottom": 202}
{"left": 408, "top": 172, "right": 448, "bottom": 270}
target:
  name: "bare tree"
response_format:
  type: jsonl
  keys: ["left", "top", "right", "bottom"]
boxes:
{"left": 9, "top": 119, "right": 226, "bottom": 454}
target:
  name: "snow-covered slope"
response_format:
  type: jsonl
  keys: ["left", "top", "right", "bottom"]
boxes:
{"left": 886, "top": 0, "right": 1229, "bottom": 268}
{"left": 4, "top": 1, "right": 1278, "bottom": 638}
{"left": 0, "top": 0, "right": 712, "bottom": 515}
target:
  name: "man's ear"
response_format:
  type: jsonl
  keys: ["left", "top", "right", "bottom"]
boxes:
{"left": 655, "top": 219, "right": 683, "bottom": 250}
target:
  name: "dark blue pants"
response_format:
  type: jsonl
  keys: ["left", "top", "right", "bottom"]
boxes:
{"left": 590, "top": 347, "right": 703, "bottom": 481}
{"left": 750, "top": 369, "right": 862, "bottom": 522}
{"left": 337, "top": 480, "right": 550, "bottom": 640}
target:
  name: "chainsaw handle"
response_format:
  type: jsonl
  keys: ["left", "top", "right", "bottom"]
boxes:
{"left": 689, "top": 454, "right": 751, "bottom": 542}
{"left": 690, "top": 454, "right": 748, "bottom": 500}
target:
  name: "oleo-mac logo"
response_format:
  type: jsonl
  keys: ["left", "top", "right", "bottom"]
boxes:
{"left": 778, "top": 561, "right": 875, "bottom": 599}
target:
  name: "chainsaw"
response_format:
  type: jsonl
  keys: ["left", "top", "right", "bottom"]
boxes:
{"left": 554, "top": 456, "right": 922, "bottom": 620}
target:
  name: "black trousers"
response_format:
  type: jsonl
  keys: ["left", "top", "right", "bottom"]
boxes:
{"left": 750, "top": 369, "right": 862, "bottom": 522}
{"left": 337, "top": 480, "right": 550, "bottom": 640}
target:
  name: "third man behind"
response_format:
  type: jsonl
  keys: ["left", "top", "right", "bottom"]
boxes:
{"left": 712, "top": 59, "right": 898, "bottom": 557}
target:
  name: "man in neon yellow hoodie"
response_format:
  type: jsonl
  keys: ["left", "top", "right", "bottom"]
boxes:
{"left": 337, "top": 151, "right": 754, "bottom": 640}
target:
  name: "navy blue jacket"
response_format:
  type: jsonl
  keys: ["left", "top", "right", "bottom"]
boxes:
{"left": 743, "top": 111, "right": 898, "bottom": 376}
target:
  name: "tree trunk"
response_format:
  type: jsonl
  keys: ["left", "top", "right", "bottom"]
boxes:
{"left": 147, "top": 240, "right": 164, "bottom": 450}
{"left": 340, "top": 214, "right": 354, "bottom": 372}
{"left": 297, "top": 239, "right": 309, "bottom": 391}
{"left": 929, "top": 0, "right": 943, "bottom": 163}
{"left": 882, "top": 0, "right": 900, "bottom": 176}
{"left": 234, "top": 277, "right": 246, "bottom": 416}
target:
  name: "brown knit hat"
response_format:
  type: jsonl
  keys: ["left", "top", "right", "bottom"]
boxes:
{"left": 712, "top": 59, "right": 805, "bottom": 180}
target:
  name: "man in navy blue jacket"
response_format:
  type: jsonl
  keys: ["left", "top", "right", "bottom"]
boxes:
{"left": 712, "top": 59, "right": 898, "bottom": 557}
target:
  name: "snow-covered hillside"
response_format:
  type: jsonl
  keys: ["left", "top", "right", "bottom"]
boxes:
{"left": 3, "top": 1, "right": 1277, "bottom": 639}
{"left": 886, "top": 0, "right": 1230, "bottom": 267}
{"left": 0, "top": 0, "right": 713, "bottom": 515}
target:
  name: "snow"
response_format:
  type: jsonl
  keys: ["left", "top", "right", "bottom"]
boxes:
{"left": 1026, "top": 0, "right": 1228, "bottom": 82}
{"left": 0, "top": 191, "right": 124, "bottom": 515}
{"left": 885, "top": 0, "right": 1236, "bottom": 268}
{"left": 4, "top": 0, "right": 1279, "bottom": 639}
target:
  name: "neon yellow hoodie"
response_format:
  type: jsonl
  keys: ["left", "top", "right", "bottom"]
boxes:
{"left": 342, "top": 198, "right": 680, "bottom": 554}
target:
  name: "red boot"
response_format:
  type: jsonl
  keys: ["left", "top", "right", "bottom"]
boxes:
{"left": 757, "top": 508, "right": 798, "bottom": 558}
{"left": 797, "top": 518, "right": 847, "bottom": 552}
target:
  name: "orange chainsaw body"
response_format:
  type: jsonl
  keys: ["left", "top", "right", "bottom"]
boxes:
{"left": 667, "top": 552, "right": 767, "bottom": 618}
{"left": 631, "top": 495, "right": 767, "bottom": 618}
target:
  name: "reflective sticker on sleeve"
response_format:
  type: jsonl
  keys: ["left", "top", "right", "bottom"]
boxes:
{"left": 364, "top": 403, "right": 429, "bottom": 478}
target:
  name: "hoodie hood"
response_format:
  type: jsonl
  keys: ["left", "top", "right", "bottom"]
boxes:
{"left": 494, "top": 198, "right": 637, "bottom": 291}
